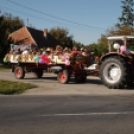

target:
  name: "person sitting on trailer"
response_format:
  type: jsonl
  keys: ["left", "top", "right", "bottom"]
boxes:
{"left": 45, "top": 47, "right": 52, "bottom": 58}
{"left": 81, "top": 48, "right": 90, "bottom": 57}
{"left": 21, "top": 48, "right": 29, "bottom": 55}
{"left": 55, "top": 45, "right": 63, "bottom": 58}
{"left": 63, "top": 47, "right": 71, "bottom": 57}
{"left": 71, "top": 46, "right": 78, "bottom": 56}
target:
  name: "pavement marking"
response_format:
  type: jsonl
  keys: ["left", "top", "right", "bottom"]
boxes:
{"left": 39, "top": 111, "right": 134, "bottom": 117}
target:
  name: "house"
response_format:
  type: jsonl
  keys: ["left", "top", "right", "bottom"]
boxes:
{"left": 8, "top": 26, "right": 61, "bottom": 50}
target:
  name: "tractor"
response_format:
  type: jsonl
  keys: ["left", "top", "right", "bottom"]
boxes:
{"left": 100, "top": 36, "right": 134, "bottom": 89}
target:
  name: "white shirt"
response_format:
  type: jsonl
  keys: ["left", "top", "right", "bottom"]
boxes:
{"left": 22, "top": 50, "right": 29, "bottom": 55}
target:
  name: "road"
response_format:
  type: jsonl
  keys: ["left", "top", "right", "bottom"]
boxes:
{"left": 0, "top": 95, "right": 134, "bottom": 134}
{"left": 0, "top": 71, "right": 134, "bottom": 134}
{"left": 0, "top": 71, "right": 134, "bottom": 96}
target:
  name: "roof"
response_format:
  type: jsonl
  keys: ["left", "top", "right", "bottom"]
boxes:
{"left": 8, "top": 26, "right": 61, "bottom": 48}
{"left": 107, "top": 36, "right": 134, "bottom": 40}
{"left": 8, "top": 26, "right": 34, "bottom": 45}
{"left": 27, "top": 27, "right": 60, "bottom": 48}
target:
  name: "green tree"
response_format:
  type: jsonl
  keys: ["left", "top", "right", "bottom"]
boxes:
{"left": 0, "top": 13, "right": 24, "bottom": 62}
{"left": 107, "top": 25, "right": 133, "bottom": 35}
{"left": 118, "top": 0, "right": 134, "bottom": 27}
{"left": 72, "top": 40, "right": 85, "bottom": 50}
{"left": 49, "top": 27, "right": 74, "bottom": 48}
{"left": 98, "top": 24, "right": 134, "bottom": 51}
{"left": 96, "top": 43, "right": 108, "bottom": 56}
{"left": 87, "top": 43, "right": 108, "bottom": 57}
{"left": 97, "top": 0, "right": 134, "bottom": 55}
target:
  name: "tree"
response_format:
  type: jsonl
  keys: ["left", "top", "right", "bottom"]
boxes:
{"left": 49, "top": 27, "right": 74, "bottom": 48}
{"left": 87, "top": 43, "right": 108, "bottom": 57}
{"left": 118, "top": 0, "right": 134, "bottom": 27}
{"left": 96, "top": 0, "right": 134, "bottom": 56}
{"left": 0, "top": 13, "right": 24, "bottom": 62}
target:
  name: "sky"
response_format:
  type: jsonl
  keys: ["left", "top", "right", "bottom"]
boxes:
{"left": 0, "top": 0, "right": 122, "bottom": 45}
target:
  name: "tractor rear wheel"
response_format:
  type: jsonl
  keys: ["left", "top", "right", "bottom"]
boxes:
{"left": 100, "top": 57, "right": 127, "bottom": 89}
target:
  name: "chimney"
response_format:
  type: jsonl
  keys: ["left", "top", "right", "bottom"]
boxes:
{"left": 43, "top": 29, "right": 47, "bottom": 38}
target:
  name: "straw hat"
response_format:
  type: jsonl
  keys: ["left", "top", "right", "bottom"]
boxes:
{"left": 63, "top": 47, "right": 69, "bottom": 52}
{"left": 46, "top": 47, "right": 51, "bottom": 52}
{"left": 56, "top": 45, "right": 62, "bottom": 51}
{"left": 80, "top": 47, "right": 84, "bottom": 51}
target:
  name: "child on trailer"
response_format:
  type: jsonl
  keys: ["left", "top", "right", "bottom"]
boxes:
{"left": 63, "top": 47, "right": 71, "bottom": 58}
{"left": 71, "top": 46, "right": 78, "bottom": 56}
{"left": 55, "top": 45, "right": 63, "bottom": 58}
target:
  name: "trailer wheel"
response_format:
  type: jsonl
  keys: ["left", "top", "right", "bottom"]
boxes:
{"left": 100, "top": 57, "right": 127, "bottom": 89}
{"left": 57, "top": 70, "right": 70, "bottom": 84}
{"left": 75, "top": 75, "right": 87, "bottom": 83}
{"left": 33, "top": 69, "right": 43, "bottom": 78}
{"left": 14, "top": 66, "right": 25, "bottom": 79}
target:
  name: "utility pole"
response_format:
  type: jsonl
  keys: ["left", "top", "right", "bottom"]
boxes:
{"left": 27, "top": 18, "right": 29, "bottom": 27}
{"left": 0, "top": 10, "right": 3, "bottom": 22}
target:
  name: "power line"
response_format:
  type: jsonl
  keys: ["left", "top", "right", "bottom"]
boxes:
{"left": 1, "top": 5, "right": 106, "bottom": 33}
{"left": 7, "top": 0, "right": 105, "bottom": 30}
{"left": 1, "top": 5, "right": 105, "bottom": 34}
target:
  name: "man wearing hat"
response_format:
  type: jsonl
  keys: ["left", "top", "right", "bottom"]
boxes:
{"left": 63, "top": 47, "right": 71, "bottom": 57}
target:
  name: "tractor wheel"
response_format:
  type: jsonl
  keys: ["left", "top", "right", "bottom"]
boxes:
{"left": 33, "top": 69, "right": 43, "bottom": 78}
{"left": 100, "top": 57, "right": 127, "bottom": 89}
{"left": 75, "top": 74, "right": 87, "bottom": 83}
{"left": 57, "top": 70, "right": 70, "bottom": 84}
{"left": 14, "top": 66, "right": 25, "bottom": 79}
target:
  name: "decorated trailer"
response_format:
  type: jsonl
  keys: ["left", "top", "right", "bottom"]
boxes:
{"left": 3, "top": 52, "right": 99, "bottom": 84}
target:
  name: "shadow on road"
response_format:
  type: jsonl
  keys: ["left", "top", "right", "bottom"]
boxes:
{"left": 20, "top": 72, "right": 134, "bottom": 90}
{"left": 24, "top": 75, "right": 103, "bottom": 85}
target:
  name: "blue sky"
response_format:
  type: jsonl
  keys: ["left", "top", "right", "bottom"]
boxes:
{"left": 0, "top": 0, "right": 122, "bottom": 45}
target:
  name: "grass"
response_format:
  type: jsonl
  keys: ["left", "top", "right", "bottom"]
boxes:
{"left": 0, "top": 80, "right": 38, "bottom": 95}
{"left": 0, "top": 64, "right": 38, "bottom": 95}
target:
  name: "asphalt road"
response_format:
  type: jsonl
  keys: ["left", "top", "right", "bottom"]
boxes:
{"left": 1, "top": 71, "right": 134, "bottom": 134}
{"left": 0, "top": 95, "right": 134, "bottom": 134}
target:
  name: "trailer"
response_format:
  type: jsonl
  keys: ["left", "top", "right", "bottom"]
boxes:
{"left": 3, "top": 53, "right": 99, "bottom": 84}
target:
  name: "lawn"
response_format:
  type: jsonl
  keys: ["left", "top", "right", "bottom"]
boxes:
{"left": 0, "top": 64, "right": 37, "bottom": 95}
{"left": 0, "top": 80, "right": 37, "bottom": 95}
